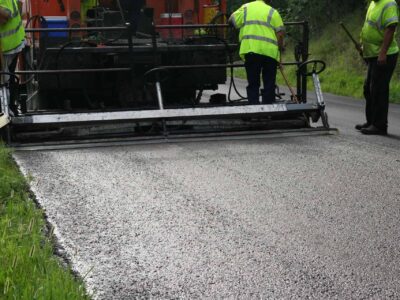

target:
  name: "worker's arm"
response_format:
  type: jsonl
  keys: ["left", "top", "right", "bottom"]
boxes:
{"left": 378, "top": 2, "right": 399, "bottom": 65}
{"left": 228, "top": 5, "right": 245, "bottom": 29}
{"left": 271, "top": 9, "right": 285, "bottom": 52}
{"left": 378, "top": 25, "right": 397, "bottom": 65}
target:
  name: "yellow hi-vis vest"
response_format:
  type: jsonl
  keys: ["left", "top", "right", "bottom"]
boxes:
{"left": 0, "top": 0, "right": 25, "bottom": 52}
{"left": 229, "top": 0, "right": 284, "bottom": 61}
{"left": 361, "top": 0, "right": 399, "bottom": 58}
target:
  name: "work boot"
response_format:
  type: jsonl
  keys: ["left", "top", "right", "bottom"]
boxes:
{"left": 361, "top": 125, "right": 387, "bottom": 135}
{"left": 355, "top": 123, "right": 369, "bottom": 131}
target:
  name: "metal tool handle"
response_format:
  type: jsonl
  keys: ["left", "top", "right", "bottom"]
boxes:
{"left": 340, "top": 22, "right": 364, "bottom": 58}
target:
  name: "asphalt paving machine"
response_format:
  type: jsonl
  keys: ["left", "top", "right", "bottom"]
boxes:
{"left": 0, "top": 0, "right": 332, "bottom": 148}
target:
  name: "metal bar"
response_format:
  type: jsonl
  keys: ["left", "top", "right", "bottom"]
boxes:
{"left": 25, "top": 27, "right": 128, "bottom": 32}
{"left": 301, "top": 21, "right": 310, "bottom": 103}
{"left": 155, "top": 81, "right": 164, "bottom": 110}
{"left": 156, "top": 24, "right": 230, "bottom": 29}
{"left": 126, "top": 22, "right": 136, "bottom": 105}
{"left": 40, "top": 44, "right": 238, "bottom": 54}
{"left": 155, "top": 21, "right": 307, "bottom": 29}
{"left": 12, "top": 128, "right": 338, "bottom": 151}
{"left": 11, "top": 103, "right": 320, "bottom": 125}
{"left": 312, "top": 73, "right": 325, "bottom": 107}
{"left": 0, "top": 86, "right": 10, "bottom": 118}
{"left": 14, "top": 68, "right": 131, "bottom": 75}
{"left": 144, "top": 62, "right": 301, "bottom": 80}
{"left": 24, "top": 21, "right": 308, "bottom": 33}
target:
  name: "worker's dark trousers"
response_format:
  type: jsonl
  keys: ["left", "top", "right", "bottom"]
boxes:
{"left": 364, "top": 53, "right": 398, "bottom": 130}
{"left": 244, "top": 53, "right": 277, "bottom": 104}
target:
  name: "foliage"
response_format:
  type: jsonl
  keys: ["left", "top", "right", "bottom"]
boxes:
{"left": 227, "top": 0, "right": 369, "bottom": 32}
{"left": 277, "top": 0, "right": 367, "bottom": 31}
{"left": 233, "top": 7, "right": 400, "bottom": 104}
{"left": 0, "top": 143, "right": 90, "bottom": 300}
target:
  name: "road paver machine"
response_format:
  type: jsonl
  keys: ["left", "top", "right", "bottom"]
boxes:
{"left": 0, "top": 0, "right": 331, "bottom": 148}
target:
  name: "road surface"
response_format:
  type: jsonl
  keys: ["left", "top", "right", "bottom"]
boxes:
{"left": 14, "top": 80, "right": 400, "bottom": 299}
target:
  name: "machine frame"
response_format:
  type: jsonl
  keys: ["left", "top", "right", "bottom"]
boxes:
{"left": 0, "top": 18, "right": 332, "bottom": 147}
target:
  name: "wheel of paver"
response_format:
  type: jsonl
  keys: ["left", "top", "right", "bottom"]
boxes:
{"left": 298, "top": 60, "right": 326, "bottom": 76}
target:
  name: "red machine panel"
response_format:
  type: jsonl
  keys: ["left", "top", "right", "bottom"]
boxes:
{"left": 30, "top": 0, "right": 81, "bottom": 25}
{"left": 66, "top": 0, "right": 82, "bottom": 30}
{"left": 146, "top": 0, "right": 215, "bottom": 25}
{"left": 30, "top": 0, "right": 67, "bottom": 18}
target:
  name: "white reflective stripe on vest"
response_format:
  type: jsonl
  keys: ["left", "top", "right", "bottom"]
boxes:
{"left": 241, "top": 35, "right": 278, "bottom": 45}
{"left": 382, "top": 16, "right": 399, "bottom": 28}
{"left": 244, "top": 20, "right": 275, "bottom": 30}
{"left": 377, "top": 2, "right": 398, "bottom": 29}
{"left": 267, "top": 8, "right": 275, "bottom": 24}
{"left": 243, "top": 6, "right": 277, "bottom": 31}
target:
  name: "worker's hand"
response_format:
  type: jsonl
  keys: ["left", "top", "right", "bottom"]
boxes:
{"left": 377, "top": 52, "right": 387, "bottom": 66}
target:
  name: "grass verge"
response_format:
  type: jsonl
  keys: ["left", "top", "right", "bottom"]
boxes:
{"left": 0, "top": 142, "right": 89, "bottom": 300}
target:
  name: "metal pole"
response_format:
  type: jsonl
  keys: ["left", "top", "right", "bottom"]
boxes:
{"left": 301, "top": 22, "right": 309, "bottom": 103}
{"left": 126, "top": 22, "right": 135, "bottom": 104}
{"left": 155, "top": 79, "right": 164, "bottom": 110}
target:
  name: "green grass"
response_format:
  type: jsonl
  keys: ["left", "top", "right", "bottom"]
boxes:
{"left": 234, "top": 9, "right": 400, "bottom": 104}
{"left": 0, "top": 143, "right": 90, "bottom": 300}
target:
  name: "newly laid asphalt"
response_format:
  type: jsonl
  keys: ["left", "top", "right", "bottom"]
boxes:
{"left": 14, "top": 80, "right": 400, "bottom": 299}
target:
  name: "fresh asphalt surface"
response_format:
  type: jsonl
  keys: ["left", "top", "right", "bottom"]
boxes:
{"left": 14, "top": 79, "right": 400, "bottom": 299}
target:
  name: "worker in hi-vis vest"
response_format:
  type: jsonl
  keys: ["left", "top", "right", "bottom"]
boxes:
{"left": 0, "top": 0, "right": 25, "bottom": 115}
{"left": 229, "top": 0, "right": 284, "bottom": 104}
{"left": 356, "top": 0, "right": 399, "bottom": 135}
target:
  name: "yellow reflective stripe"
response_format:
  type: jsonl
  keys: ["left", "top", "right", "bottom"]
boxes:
{"left": 0, "top": 20, "right": 22, "bottom": 38}
{"left": 242, "top": 35, "right": 278, "bottom": 46}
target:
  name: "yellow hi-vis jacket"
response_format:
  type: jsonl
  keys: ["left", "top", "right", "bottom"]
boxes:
{"left": 0, "top": 0, "right": 25, "bottom": 52}
{"left": 229, "top": 0, "right": 284, "bottom": 61}
{"left": 361, "top": 0, "right": 399, "bottom": 58}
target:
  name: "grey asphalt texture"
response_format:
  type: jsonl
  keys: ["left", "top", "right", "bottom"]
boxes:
{"left": 14, "top": 80, "right": 400, "bottom": 299}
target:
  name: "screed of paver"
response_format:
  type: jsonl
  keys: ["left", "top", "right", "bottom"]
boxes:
{"left": 14, "top": 134, "right": 400, "bottom": 299}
